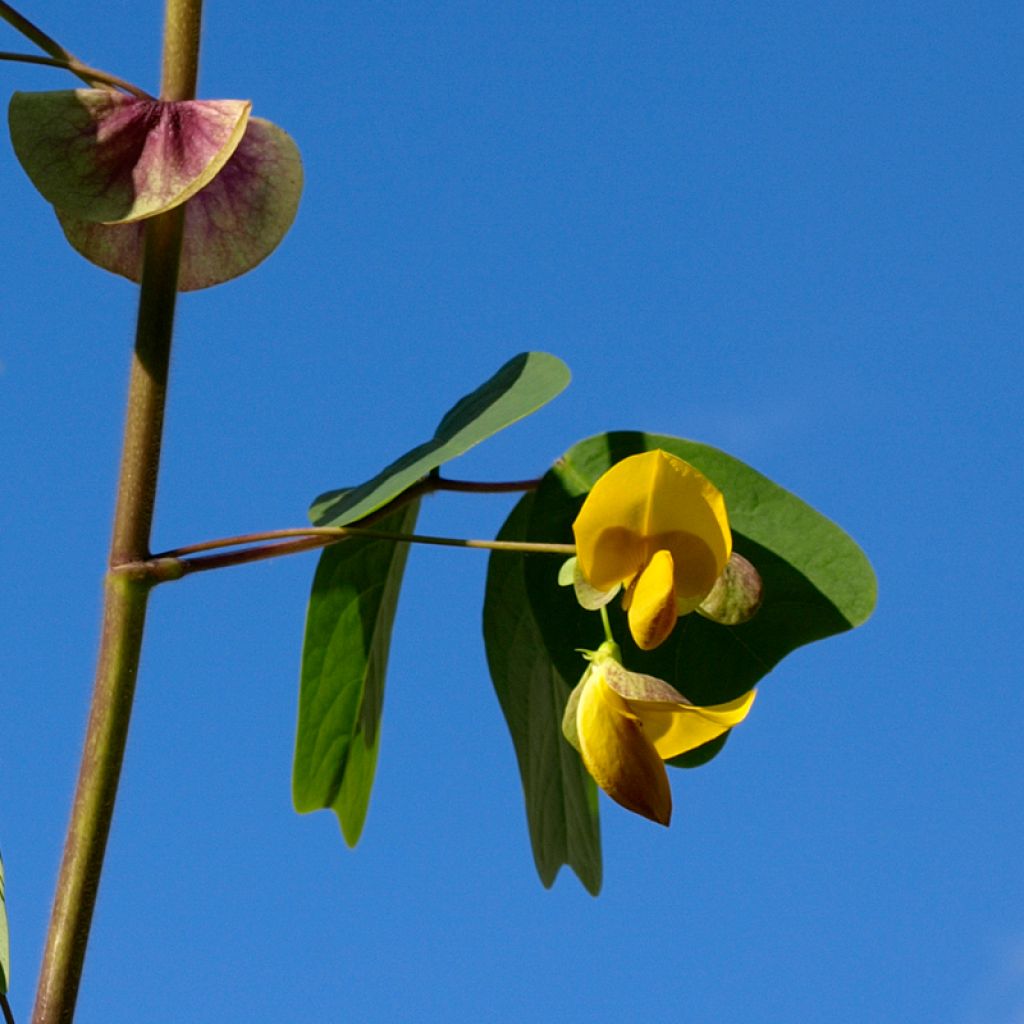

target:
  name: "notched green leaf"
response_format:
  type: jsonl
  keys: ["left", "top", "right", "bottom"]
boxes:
{"left": 8, "top": 89, "right": 250, "bottom": 223}
{"left": 293, "top": 502, "right": 419, "bottom": 845}
{"left": 56, "top": 116, "right": 303, "bottom": 290}
{"left": 310, "top": 352, "right": 570, "bottom": 527}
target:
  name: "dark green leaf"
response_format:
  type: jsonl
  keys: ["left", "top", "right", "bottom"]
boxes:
{"left": 483, "top": 493, "right": 602, "bottom": 895}
{"left": 668, "top": 731, "right": 730, "bottom": 769}
{"left": 293, "top": 501, "right": 419, "bottom": 845}
{"left": 522, "top": 431, "right": 877, "bottom": 764}
{"left": 310, "top": 352, "right": 570, "bottom": 527}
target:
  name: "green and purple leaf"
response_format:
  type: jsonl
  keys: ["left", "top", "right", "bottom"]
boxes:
{"left": 7, "top": 90, "right": 303, "bottom": 290}
{"left": 56, "top": 116, "right": 303, "bottom": 290}
{"left": 8, "top": 89, "right": 250, "bottom": 222}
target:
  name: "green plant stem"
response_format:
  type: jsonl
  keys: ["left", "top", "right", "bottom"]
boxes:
{"left": 1, "top": 992, "right": 15, "bottom": 1024}
{"left": 0, "top": 52, "right": 154, "bottom": 98}
{"left": 0, "top": 0, "right": 75, "bottom": 64}
{"left": 160, "top": 0, "right": 202, "bottom": 101}
{"left": 157, "top": 525, "right": 576, "bottom": 559}
{"left": 133, "top": 526, "right": 576, "bottom": 579}
{"left": 144, "top": 467, "right": 546, "bottom": 561}
{"left": 121, "top": 471, "right": 550, "bottom": 579}
{"left": 31, "top": 4, "right": 202, "bottom": 1023}
{"left": 29, "top": 576, "right": 152, "bottom": 1024}
{"left": 30, "top": 221, "right": 181, "bottom": 1023}
{"left": 432, "top": 474, "right": 542, "bottom": 493}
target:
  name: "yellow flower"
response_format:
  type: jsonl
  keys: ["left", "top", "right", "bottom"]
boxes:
{"left": 563, "top": 643, "right": 755, "bottom": 825}
{"left": 572, "top": 450, "right": 731, "bottom": 650}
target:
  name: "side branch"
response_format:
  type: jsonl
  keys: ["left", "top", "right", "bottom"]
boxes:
{"left": 125, "top": 472, "right": 552, "bottom": 578}
{"left": 0, "top": 1, "right": 75, "bottom": 64}
{"left": 0, "top": 52, "right": 154, "bottom": 98}
{"left": 134, "top": 527, "right": 576, "bottom": 579}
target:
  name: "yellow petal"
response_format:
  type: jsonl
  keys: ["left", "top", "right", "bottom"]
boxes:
{"left": 576, "top": 667, "right": 672, "bottom": 825}
{"left": 626, "top": 549, "right": 679, "bottom": 650}
{"left": 657, "top": 530, "right": 723, "bottom": 611}
{"left": 574, "top": 524, "right": 646, "bottom": 592}
{"left": 633, "top": 689, "right": 757, "bottom": 760}
{"left": 572, "top": 450, "right": 732, "bottom": 598}
{"left": 642, "top": 451, "right": 731, "bottom": 563}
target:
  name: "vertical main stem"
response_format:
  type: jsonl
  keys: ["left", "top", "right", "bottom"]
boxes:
{"left": 31, "top": 4, "right": 203, "bottom": 1022}
{"left": 28, "top": 575, "right": 152, "bottom": 1024}
{"left": 159, "top": 0, "right": 201, "bottom": 101}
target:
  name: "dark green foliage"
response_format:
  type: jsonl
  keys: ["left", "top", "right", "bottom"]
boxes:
{"left": 293, "top": 502, "right": 420, "bottom": 845}
{"left": 310, "top": 352, "right": 570, "bottom": 527}
{"left": 483, "top": 432, "right": 876, "bottom": 888}
{"left": 483, "top": 494, "right": 602, "bottom": 894}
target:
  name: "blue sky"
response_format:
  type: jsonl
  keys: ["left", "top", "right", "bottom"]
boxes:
{"left": 2, "top": 2, "right": 1022, "bottom": 1021}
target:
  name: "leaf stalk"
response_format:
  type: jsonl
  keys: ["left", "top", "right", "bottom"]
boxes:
{"left": 117, "top": 527, "right": 576, "bottom": 580}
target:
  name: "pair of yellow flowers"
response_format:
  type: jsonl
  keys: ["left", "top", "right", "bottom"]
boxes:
{"left": 565, "top": 450, "right": 757, "bottom": 825}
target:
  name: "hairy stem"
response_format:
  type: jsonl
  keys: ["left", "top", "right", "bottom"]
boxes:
{"left": 30, "top": 4, "right": 202, "bottom": 1022}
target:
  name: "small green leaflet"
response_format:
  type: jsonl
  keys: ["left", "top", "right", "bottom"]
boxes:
{"left": 309, "top": 352, "right": 570, "bottom": 527}
{"left": 293, "top": 501, "right": 420, "bottom": 845}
